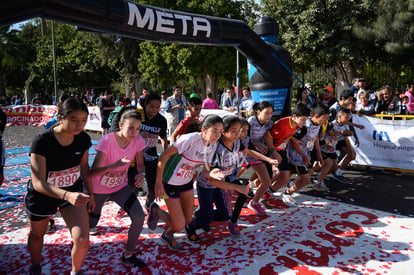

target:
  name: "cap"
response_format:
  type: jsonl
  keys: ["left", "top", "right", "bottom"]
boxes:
{"left": 324, "top": 85, "right": 334, "bottom": 93}
{"left": 359, "top": 78, "right": 366, "bottom": 82}
{"left": 190, "top": 93, "right": 198, "bottom": 98}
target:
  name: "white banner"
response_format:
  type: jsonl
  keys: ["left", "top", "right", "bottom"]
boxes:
{"left": 351, "top": 115, "right": 414, "bottom": 170}
{"left": 85, "top": 106, "right": 103, "bottom": 132}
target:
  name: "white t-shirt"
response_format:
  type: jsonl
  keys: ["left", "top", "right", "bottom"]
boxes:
{"left": 163, "top": 132, "right": 217, "bottom": 186}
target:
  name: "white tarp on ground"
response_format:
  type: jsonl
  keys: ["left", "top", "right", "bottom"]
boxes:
{"left": 1, "top": 193, "right": 413, "bottom": 274}
{"left": 351, "top": 116, "right": 414, "bottom": 171}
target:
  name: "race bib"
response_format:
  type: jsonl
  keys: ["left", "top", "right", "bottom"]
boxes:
{"left": 277, "top": 141, "right": 288, "bottom": 150}
{"left": 47, "top": 166, "right": 80, "bottom": 187}
{"left": 144, "top": 137, "right": 158, "bottom": 148}
{"left": 325, "top": 136, "right": 337, "bottom": 147}
{"left": 100, "top": 171, "right": 126, "bottom": 187}
{"left": 176, "top": 164, "right": 200, "bottom": 179}
{"left": 306, "top": 138, "right": 316, "bottom": 150}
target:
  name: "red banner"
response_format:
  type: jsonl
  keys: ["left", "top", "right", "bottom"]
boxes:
{"left": 1, "top": 105, "right": 57, "bottom": 127}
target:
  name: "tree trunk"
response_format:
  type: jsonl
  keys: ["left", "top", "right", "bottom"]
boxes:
{"left": 0, "top": 55, "right": 6, "bottom": 97}
{"left": 205, "top": 74, "right": 218, "bottom": 101}
{"left": 334, "top": 60, "right": 356, "bottom": 99}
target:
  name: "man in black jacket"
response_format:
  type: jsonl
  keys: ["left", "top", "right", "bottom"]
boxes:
{"left": 376, "top": 85, "right": 402, "bottom": 115}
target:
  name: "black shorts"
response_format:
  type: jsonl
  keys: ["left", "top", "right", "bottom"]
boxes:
{"left": 277, "top": 150, "right": 293, "bottom": 171}
{"left": 25, "top": 181, "right": 81, "bottom": 221}
{"left": 321, "top": 151, "right": 337, "bottom": 160}
{"left": 292, "top": 165, "right": 308, "bottom": 175}
{"left": 163, "top": 180, "right": 193, "bottom": 199}
{"left": 336, "top": 140, "right": 347, "bottom": 150}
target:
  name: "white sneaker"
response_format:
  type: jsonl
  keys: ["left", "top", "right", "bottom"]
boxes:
{"left": 282, "top": 190, "right": 297, "bottom": 207}
{"left": 313, "top": 182, "right": 329, "bottom": 192}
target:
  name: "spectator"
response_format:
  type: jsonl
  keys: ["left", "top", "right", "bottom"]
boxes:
{"left": 31, "top": 93, "right": 43, "bottom": 105}
{"left": 349, "top": 77, "right": 360, "bottom": 97}
{"left": 356, "top": 90, "right": 375, "bottom": 115}
{"left": 139, "top": 89, "right": 149, "bottom": 108}
{"left": 376, "top": 85, "right": 401, "bottom": 115}
{"left": 222, "top": 87, "right": 238, "bottom": 112}
{"left": 201, "top": 92, "right": 219, "bottom": 109}
{"left": 295, "top": 87, "right": 309, "bottom": 107}
{"left": 160, "top": 91, "right": 168, "bottom": 115}
{"left": 99, "top": 91, "right": 116, "bottom": 135}
{"left": 165, "top": 85, "right": 187, "bottom": 135}
{"left": 130, "top": 91, "right": 139, "bottom": 108}
{"left": 14, "top": 95, "right": 23, "bottom": 105}
{"left": 304, "top": 83, "right": 317, "bottom": 108}
{"left": 404, "top": 83, "right": 414, "bottom": 114}
{"left": 239, "top": 87, "right": 255, "bottom": 113}
{"left": 318, "top": 85, "right": 337, "bottom": 108}
{"left": 400, "top": 95, "right": 409, "bottom": 115}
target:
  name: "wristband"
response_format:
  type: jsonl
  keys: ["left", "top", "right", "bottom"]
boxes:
{"left": 138, "top": 171, "right": 146, "bottom": 176}
{"left": 269, "top": 147, "right": 275, "bottom": 152}
{"left": 62, "top": 191, "right": 68, "bottom": 200}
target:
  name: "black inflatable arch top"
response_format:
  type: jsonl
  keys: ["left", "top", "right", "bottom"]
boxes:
{"left": 0, "top": 0, "right": 293, "bottom": 116}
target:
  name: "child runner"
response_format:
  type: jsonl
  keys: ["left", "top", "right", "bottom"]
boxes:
{"left": 329, "top": 89, "right": 364, "bottom": 183}
{"left": 147, "top": 115, "right": 223, "bottom": 250}
{"left": 88, "top": 109, "right": 147, "bottom": 268}
{"left": 170, "top": 96, "right": 202, "bottom": 144}
{"left": 140, "top": 93, "right": 168, "bottom": 210}
{"left": 185, "top": 116, "right": 278, "bottom": 241}
{"left": 266, "top": 103, "right": 310, "bottom": 201}
{"left": 316, "top": 108, "right": 354, "bottom": 189}
{"left": 279, "top": 103, "right": 330, "bottom": 205}
{"left": 25, "top": 98, "right": 93, "bottom": 275}
{"left": 246, "top": 101, "right": 282, "bottom": 215}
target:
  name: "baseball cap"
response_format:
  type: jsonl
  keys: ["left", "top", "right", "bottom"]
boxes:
{"left": 190, "top": 93, "right": 199, "bottom": 98}
{"left": 324, "top": 85, "right": 334, "bottom": 93}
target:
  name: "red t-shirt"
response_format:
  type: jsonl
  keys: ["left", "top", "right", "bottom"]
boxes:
{"left": 174, "top": 117, "right": 199, "bottom": 138}
{"left": 270, "top": 117, "right": 297, "bottom": 151}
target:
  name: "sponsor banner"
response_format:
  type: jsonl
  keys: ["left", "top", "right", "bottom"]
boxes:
{"left": 1, "top": 105, "right": 57, "bottom": 127}
{"left": 351, "top": 115, "right": 414, "bottom": 170}
{"left": 85, "top": 106, "right": 103, "bottom": 132}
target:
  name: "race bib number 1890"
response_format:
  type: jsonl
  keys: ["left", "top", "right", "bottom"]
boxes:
{"left": 47, "top": 166, "right": 80, "bottom": 187}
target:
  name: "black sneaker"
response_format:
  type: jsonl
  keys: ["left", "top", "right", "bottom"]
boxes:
{"left": 122, "top": 253, "right": 147, "bottom": 268}
{"left": 161, "top": 230, "right": 181, "bottom": 251}
{"left": 89, "top": 227, "right": 99, "bottom": 236}
{"left": 47, "top": 219, "right": 56, "bottom": 233}
{"left": 185, "top": 225, "right": 200, "bottom": 243}
{"left": 29, "top": 264, "right": 42, "bottom": 275}
{"left": 147, "top": 202, "right": 160, "bottom": 230}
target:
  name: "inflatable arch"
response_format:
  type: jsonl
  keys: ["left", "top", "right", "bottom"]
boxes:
{"left": 0, "top": 0, "right": 293, "bottom": 117}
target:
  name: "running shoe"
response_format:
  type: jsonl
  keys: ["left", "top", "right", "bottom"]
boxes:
{"left": 282, "top": 191, "right": 297, "bottom": 207}
{"left": 47, "top": 219, "right": 56, "bottom": 233}
{"left": 29, "top": 264, "right": 42, "bottom": 275}
{"left": 331, "top": 173, "right": 350, "bottom": 184}
{"left": 122, "top": 253, "right": 147, "bottom": 268}
{"left": 228, "top": 221, "right": 241, "bottom": 237}
{"left": 313, "top": 182, "right": 329, "bottom": 192}
{"left": 116, "top": 209, "right": 127, "bottom": 219}
{"left": 248, "top": 200, "right": 267, "bottom": 215}
{"left": 161, "top": 230, "right": 181, "bottom": 251}
{"left": 147, "top": 202, "right": 160, "bottom": 230}
{"left": 266, "top": 188, "right": 279, "bottom": 198}
{"left": 185, "top": 225, "right": 200, "bottom": 243}
{"left": 89, "top": 227, "right": 99, "bottom": 236}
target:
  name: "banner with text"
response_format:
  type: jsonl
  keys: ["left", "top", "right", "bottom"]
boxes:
{"left": 2, "top": 105, "right": 57, "bottom": 127}
{"left": 351, "top": 115, "right": 414, "bottom": 170}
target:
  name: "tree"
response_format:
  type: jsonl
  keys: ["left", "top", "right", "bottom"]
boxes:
{"left": 261, "top": 0, "right": 377, "bottom": 92}
{"left": 136, "top": 0, "right": 256, "bottom": 98}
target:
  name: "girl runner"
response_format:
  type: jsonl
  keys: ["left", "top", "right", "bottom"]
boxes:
{"left": 140, "top": 93, "right": 168, "bottom": 210}
{"left": 246, "top": 101, "right": 282, "bottom": 215}
{"left": 25, "top": 98, "right": 93, "bottom": 275}
{"left": 88, "top": 109, "right": 147, "bottom": 268}
{"left": 147, "top": 115, "right": 223, "bottom": 250}
{"left": 185, "top": 116, "right": 278, "bottom": 241}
